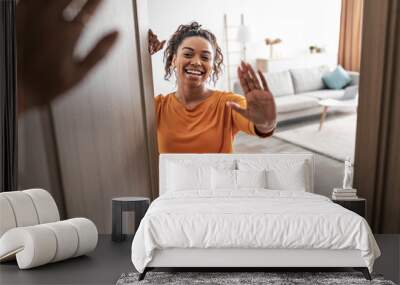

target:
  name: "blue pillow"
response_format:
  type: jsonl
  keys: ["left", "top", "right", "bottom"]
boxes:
{"left": 322, "top": 65, "right": 352, "bottom": 89}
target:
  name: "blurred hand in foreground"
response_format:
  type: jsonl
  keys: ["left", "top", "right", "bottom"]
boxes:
{"left": 17, "top": 0, "right": 119, "bottom": 113}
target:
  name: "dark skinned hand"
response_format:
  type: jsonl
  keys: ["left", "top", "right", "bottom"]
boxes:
{"left": 148, "top": 29, "right": 165, "bottom": 55}
{"left": 227, "top": 61, "right": 277, "bottom": 133}
{"left": 17, "top": 0, "right": 119, "bottom": 113}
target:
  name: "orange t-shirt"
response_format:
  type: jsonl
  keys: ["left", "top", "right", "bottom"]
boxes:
{"left": 155, "top": 90, "right": 273, "bottom": 153}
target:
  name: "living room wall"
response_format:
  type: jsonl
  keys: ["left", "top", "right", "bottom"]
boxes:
{"left": 148, "top": 0, "right": 341, "bottom": 94}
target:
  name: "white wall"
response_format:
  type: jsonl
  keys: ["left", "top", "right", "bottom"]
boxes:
{"left": 148, "top": 0, "right": 341, "bottom": 94}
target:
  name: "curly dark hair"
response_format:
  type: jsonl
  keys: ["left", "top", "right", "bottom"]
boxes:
{"left": 163, "top": 22, "right": 224, "bottom": 85}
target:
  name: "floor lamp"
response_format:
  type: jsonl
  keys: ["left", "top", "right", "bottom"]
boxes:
{"left": 237, "top": 14, "right": 251, "bottom": 61}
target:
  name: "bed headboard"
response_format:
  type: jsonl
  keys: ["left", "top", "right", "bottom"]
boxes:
{"left": 159, "top": 153, "right": 314, "bottom": 196}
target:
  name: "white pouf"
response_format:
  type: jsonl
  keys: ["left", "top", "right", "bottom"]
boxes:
{"left": 23, "top": 189, "right": 60, "bottom": 223}
{"left": 0, "top": 225, "right": 57, "bottom": 268}
{"left": 0, "top": 196, "right": 17, "bottom": 237}
{"left": 0, "top": 191, "right": 40, "bottom": 227}
{"left": 67, "top": 218, "right": 98, "bottom": 257}
{"left": 0, "top": 189, "right": 98, "bottom": 269}
{"left": 0, "top": 218, "right": 98, "bottom": 269}
{"left": 42, "top": 221, "right": 79, "bottom": 262}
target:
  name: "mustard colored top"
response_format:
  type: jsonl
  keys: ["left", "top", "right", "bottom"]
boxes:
{"left": 155, "top": 90, "right": 273, "bottom": 153}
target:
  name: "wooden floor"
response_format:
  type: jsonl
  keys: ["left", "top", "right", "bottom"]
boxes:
{"left": 0, "top": 235, "right": 398, "bottom": 284}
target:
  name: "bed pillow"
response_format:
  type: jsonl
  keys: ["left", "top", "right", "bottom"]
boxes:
{"left": 167, "top": 162, "right": 212, "bottom": 191}
{"left": 236, "top": 169, "right": 267, "bottom": 188}
{"left": 237, "top": 159, "right": 311, "bottom": 192}
{"left": 266, "top": 162, "right": 307, "bottom": 191}
{"left": 211, "top": 168, "right": 268, "bottom": 191}
{"left": 212, "top": 168, "right": 237, "bottom": 190}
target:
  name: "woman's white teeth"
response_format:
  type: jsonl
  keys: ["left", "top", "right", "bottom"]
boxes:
{"left": 186, "top": 69, "right": 203, "bottom": 75}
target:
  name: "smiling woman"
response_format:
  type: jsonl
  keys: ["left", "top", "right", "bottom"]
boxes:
{"left": 149, "top": 22, "right": 277, "bottom": 153}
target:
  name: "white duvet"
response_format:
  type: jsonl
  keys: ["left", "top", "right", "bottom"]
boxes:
{"left": 131, "top": 190, "right": 380, "bottom": 273}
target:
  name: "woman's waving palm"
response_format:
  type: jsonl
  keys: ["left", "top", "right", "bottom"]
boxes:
{"left": 227, "top": 62, "right": 277, "bottom": 133}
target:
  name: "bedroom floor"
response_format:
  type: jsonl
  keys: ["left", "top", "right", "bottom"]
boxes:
{"left": 2, "top": 114, "right": 397, "bottom": 285}
{"left": 0, "top": 235, "right": 398, "bottom": 285}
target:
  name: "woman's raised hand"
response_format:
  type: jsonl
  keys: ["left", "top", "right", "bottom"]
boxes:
{"left": 228, "top": 61, "right": 277, "bottom": 133}
{"left": 17, "top": 0, "right": 119, "bottom": 113}
{"left": 148, "top": 29, "right": 166, "bottom": 55}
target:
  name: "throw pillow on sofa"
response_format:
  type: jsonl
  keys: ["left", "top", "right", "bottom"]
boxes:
{"left": 290, "top": 65, "right": 330, "bottom": 93}
{"left": 322, "top": 65, "right": 352, "bottom": 90}
{"left": 265, "top": 71, "right": 295, "bottom": 97}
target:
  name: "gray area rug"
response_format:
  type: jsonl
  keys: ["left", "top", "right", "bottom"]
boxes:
{"left": 116, "top": 271, "right": 396, "bottom": 285}
{"left": 274, "top": 114, "right": 356, "bottom": 162}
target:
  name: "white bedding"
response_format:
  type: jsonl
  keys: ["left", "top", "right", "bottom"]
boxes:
{"left": 131, "top": 190, "right": 380, "bottom": 273}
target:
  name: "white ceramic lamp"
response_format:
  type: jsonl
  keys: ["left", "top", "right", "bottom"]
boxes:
{"left": 236, "top": 15, "right": 251, "bottom": 61}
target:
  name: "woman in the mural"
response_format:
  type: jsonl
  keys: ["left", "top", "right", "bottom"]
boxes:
{"left": 149, "top": 22, "right": 276, "bottom": 153}
{"left": 149, "top": 22, "right": 277, "bottom": 153}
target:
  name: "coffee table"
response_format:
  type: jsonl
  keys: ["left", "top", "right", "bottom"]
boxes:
{"left": 318, "top": 98, "right": 358, "bottom": 130}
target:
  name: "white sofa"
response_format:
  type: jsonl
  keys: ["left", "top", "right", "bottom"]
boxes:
{"left": 0, "top": 189, "right": 98, "bottom": 269}
{"left": 234, "top": 65, "right": 359, "bottom": 123}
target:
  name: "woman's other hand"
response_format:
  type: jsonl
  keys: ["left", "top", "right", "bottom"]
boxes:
{"left": 227, "top": 61, "right": 277, "bottom": 134}
{"left": 17, "top": 0, "right": 119, "bottom": 113}
{"left": 148, "top": 29, "right": 166, "bottom": 55}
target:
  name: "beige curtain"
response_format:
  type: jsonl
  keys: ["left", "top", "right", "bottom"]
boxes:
{"left": 338, "top": 0, "right": 364, "bottom": 71}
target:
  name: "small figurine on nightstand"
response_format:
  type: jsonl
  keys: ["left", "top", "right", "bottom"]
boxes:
{"left": 332, "top": 158, "right": 366, "bottom": 217}
{"left": 332, "top": 157, "right": 358, "bottom": 200}
{"left": 343, "top": 157, "right": 354, "bottom": 189}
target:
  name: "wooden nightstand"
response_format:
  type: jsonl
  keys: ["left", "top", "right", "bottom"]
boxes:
{"left": 332, "top": 198, "right": 366, "bottom": 218}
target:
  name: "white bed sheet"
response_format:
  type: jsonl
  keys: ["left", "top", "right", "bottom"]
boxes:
{"left": 131, "top": 190, "right": 380, "bottom": 273}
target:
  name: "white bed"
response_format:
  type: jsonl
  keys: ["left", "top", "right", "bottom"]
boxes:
{"left": 131, "top": 154, "right": 380, "bottom": 280}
